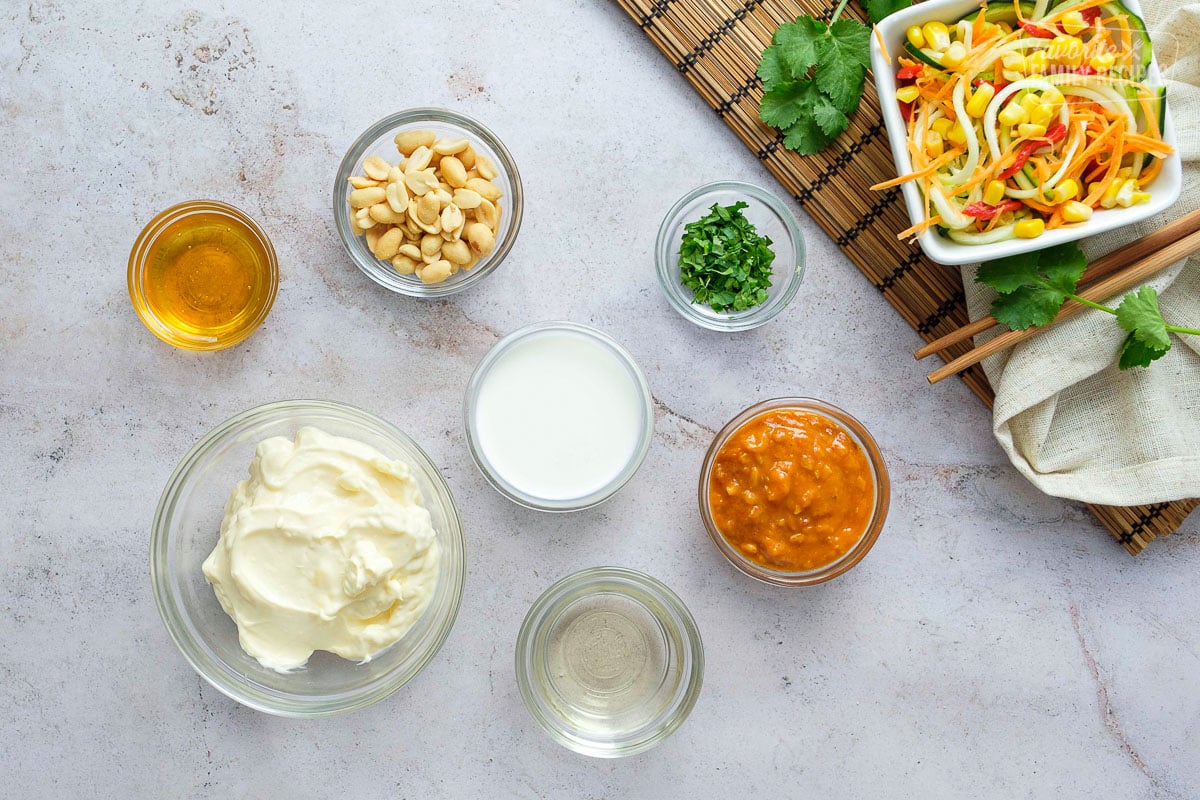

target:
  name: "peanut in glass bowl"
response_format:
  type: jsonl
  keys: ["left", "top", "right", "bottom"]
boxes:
{"left": 698, "top": 397, "right": 890, "bottom": 586}
{"left": 150, "top": 399, "right": 466, "bottom": 717}
{"left": 333, "top": 108, "right": 523, "bottom": 297}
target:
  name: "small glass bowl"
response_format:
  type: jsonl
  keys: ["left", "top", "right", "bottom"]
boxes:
{"left": 655, "top": 181, "right": 805, "bottom": 331}
{"left": 333, "top": 108, "right": 523, "bottom": 297}
{"left": 128, "top": 200, "right": 278, "bottom": 351}
{"left": 150, "top": 400, "right": 466, "bottom": 717}
{"left": 463, "top": 321, "right": 654, "bottom": 512}
{"left": 698, "top": 398, "right": 890, "bottom": 586}
{"left": 515, "top": 567, "right": 704, "bottom": 758}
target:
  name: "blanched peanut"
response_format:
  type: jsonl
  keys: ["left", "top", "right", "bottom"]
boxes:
{"left": 474, "top": 198, "right": 498, "bottom": 230}
{"left": 386, "top": 181, "right": 408, "bottom": 214}
{"left": 405, "top": 145, "right": 433, "bottom": 173}
{"left": 417, "top": 259, "right": 452, "bottom": 284}
{"left": 466, "top": 177, "right": 501, "bottom": 202}
{"left": 415, "top": 193, "right": 440, "bottom": 226}
{"left": 475, "top": 154, "right": 498, "bottom": 181}
{"left": 386, "top": 164, "right": 404, "bottom": 184}
{"left": 442, "top": 238, "right": 471, "bottom": 264}
{"left": 394, "top": 129, "right": 436, "bottom": 155}
{"left": 452, "top": 188, "right": 482, "bottom": 209}
{"left": 420, "top": 233, "right": 443, "bottom": 258}
{"left": 441, "top": 204, "right": 464, "bottom": 232}
{"left": 375, "top": 227, "right": 404, "bottom": 260}
{"left": 404, "top": 169, "right": 438, "bottom": 196}
{"left": 369, "top": 202, "right": 405, "bottom": 224}
{"left": 364, "top": 225, "right": 384, "bottom": 253}
{"left": 349, "top": 187, "right": 386, "bottom": 208}
{"left": 464, "top": 222, "right": 495, "bottom": 256}
{"left": 398, "top": 243, "right": 422, "bottom": 261}
{"left": 433, "top": 138, "right": 469, "bottom": 155}
{"left": 362, "top": 156, "right": 391, "bottom": 181}
{"left": 354, "top": 206, "right": 376, "bottom": 228}
{"left": 458, "top": 145, "right": 477, "bottom": 169}
{"left": 348, "top": 175, "right": 380, "bottom": 189}
{"left": 391, "top": 255, "right": 418, "bottom": 274}
{"left": 440, "top": 156, "right": 467, "bottom": 188}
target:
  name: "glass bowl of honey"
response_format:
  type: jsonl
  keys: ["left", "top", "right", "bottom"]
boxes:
{"left": 698, "top": 398, "right": 890, "bottom": 586}
{"left": 129, "top": 200, "right": 278, "bottom": 351}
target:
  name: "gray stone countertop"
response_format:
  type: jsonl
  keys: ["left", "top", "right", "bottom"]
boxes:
{"left": 1, "top": 1, "right": 1197, "bottom": 797}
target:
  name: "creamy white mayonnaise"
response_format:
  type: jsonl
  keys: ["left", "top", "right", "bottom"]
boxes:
{"left": 202, "top": 426, "right": 440, "bottom": 672}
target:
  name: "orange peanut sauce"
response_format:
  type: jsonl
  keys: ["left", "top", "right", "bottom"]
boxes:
{"left": 708, "top": 409, "right": 875, "bottom": 571}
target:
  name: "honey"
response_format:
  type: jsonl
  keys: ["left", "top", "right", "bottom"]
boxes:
{"left": 129, "top": 201, "right": 277, "bottom": 351}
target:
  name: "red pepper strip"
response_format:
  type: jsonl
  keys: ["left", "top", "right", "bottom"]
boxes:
{"left": 1081, "top": 6, "right": 1102, "bottom": 23}
{"left": 899, "top": 100, "right": 914, "bottom": 122}
{"left": 897, "top": 64, "right": 923, "bottom": 80}
{"left": 963, "top": 199, "right": 1024, "bottom": 219}
{"left": 1020, "top": 20, "right": 1057, "bottom": 38}
{"left": 996, "top": 124, "right": 1068, "bottom": 180}
{"left": 1071, "top": 65, "right": 1096, "bottom": 76}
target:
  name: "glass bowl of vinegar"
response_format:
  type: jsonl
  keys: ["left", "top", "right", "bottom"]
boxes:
{"left": 129, "top": 200, "right": 278, "bottom": 351}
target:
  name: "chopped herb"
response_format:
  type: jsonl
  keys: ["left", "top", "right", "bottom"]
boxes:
{"left": 678, "top": 201, "right": 775, "bottom": 313}
{"left": 976, "top": 243, "right": 1200, "bottom": 370}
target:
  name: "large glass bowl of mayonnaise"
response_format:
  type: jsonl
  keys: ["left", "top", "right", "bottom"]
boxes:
{"left": 150, "top": 399, "right": 466, "bottom": 717}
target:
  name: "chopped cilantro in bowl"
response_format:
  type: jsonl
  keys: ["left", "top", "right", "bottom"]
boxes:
{"left": 679, "top": 201, "right": 776, "bottom": 313}
{"left": 655, "top": 181, "right": 806, "bottom": 332}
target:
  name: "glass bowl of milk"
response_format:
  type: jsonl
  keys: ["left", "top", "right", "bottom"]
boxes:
{"left": 464, "top": 321, "right": 654, "bottom": 511}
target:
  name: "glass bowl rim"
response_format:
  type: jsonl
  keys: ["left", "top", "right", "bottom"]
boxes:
{"left": 654, "top": 180, "right": 806, "bottom": 332}
{"left": 127, "top": 199, "right": 279, "bottom": 352}
{"left": 462, "top": 321, "right": 655, "bottom": 512}
{"left": 332, "top": 107, "right": 523, "bottom": 298}
{"left": 514, "top": 565, "right": 705, "bottom": 758}
{"left": 149, "top": 398, "right": 467, "bottom": 717}
{"left": 698, "top": 397, "right": 890, "bottom": 586}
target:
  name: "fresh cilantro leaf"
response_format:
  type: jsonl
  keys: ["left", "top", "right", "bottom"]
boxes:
{"left": 1118, "top": 332, "right": 1170, "bottom": 369}
{"left": 1037, "top": 242, "right": 1088, "bottom": 295}
{"left": 865, "top": 0, "right": 912, "bottom": 24}
{"left": 812, "top": 98, "right": 850, "bottom": 137}
{"left": 1116, "top": 286, "right": 1171, "bottom": 350}
{"left": 757, "top": 44, "right": 792, "bottom": 85}
{"left": 774, "top": 16, "right": 826, "bottom": 77}
{"left": 759, "top": 80, "right": 809, "bottom": 130}
{"left": 756, "top": 9, "right": 870, "bottom": 156}
{"left": 678, "top": 201, "right": 776, "bottom": 313}
{"left": 976, "top": 253, "right": 1044, "bottom": 294}
{"left": 990, "top": 285, "right": 1068, "bottom": 330}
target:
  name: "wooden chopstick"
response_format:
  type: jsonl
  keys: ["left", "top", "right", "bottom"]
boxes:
{"left": 926, "top": 225, "right": 1200, "bottom": 384}
{"left": 914, "top": 207, "right": 1200, "bottom": 361}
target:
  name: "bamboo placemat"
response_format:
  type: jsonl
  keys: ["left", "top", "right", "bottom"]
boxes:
{"left": 616, "top": 0, "right": 1198, "bottom": 553}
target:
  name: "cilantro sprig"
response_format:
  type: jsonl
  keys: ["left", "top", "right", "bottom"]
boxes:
{"left": 678, "top": 201, "right": 775, "bottom": 312}
{"left": 757, "top": 0, "right": 896, "bottom": 155}
{"left": 976, "top": 243, "right": 1200, "bottom": 369}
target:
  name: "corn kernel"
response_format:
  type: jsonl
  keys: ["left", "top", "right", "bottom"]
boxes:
{"left": 1062, "top": 201, "right": 1094, "bottom": 222}
{"left": 984, "top": 180, "right": 1007, "bottom": 205}
{"left": 1061, "top": 10, "right": 1088, "bottom": 35}
{"left": 1002, "top": 69, "right": 1025, "bottom": 82}
{"left": 1114, "top": 180, "right": 1137, "bottom": 207}
{"left": 946, "top": 124, "right": 968, "bottom": 145}
{"left": 1131, "top": 191, "right": 1152, "bottom": 205}
{"left": 1001, "top": 52, "right": 1026, "bottom": 70}
{"left": 942, "top": 41, "right": 968, "bottom": 69}
{"left": 1042, "top": 87, "right": 1065, "bottom": 107}
{"left": 1050, "top": 35, "right": 1084, "bottom": 67}
{"left": 1026, "top": 51, "right": 1049, "bottom": 74}
{"left": 1101, "top": 178, "right": 1127, "bottom": 208}
{"left": 1090, "top": 50, "right": 1116, "bottom": 72}
{"left": 1019, "top": 92, "right": 1041, "bottom": 112}
{"left": 922, "top": 21, "right": 950, "bottom": 51}
{"left": 896, "top": 85, "right": 921, "bottom": 103}
{"left": 1087, "top": 182, "right": 1103, "bottom": 198}
{"left": 906, "top": 25, "right": 926, "bottom": 48}
{"left": 926, "top": 130, "right": 944, "bottom": 157}
{"left": 1052, "top": 179, "right": 1080, "bottom": 203}
{"left": 1018, "top": 122, "right": 1047, "bottom": 139}
{"left": 966, "top": 83, "right": 995, "bottom": 118}
{"left": 931, "top": 117, "right": 953, "bottom": 136}
{"left": 1014, "top": 219, "right": 1045, "bottom": 238}
{"left": 998, "top": 103, "right": 1029, "bottom": 127}
{"left": 1117, "top": 166, "right": 1132, "bottom": 179}
{"left": 1030, "top": 104, "right": 1056, "bottom": 126}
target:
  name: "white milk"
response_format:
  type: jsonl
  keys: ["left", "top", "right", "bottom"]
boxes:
{"left": 473, "top": 330, "right": 645, "bottom": 501}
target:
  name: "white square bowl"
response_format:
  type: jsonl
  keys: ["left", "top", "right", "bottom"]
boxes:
{"left": 869, "top": 0, "right": 1182, "bottom": 266}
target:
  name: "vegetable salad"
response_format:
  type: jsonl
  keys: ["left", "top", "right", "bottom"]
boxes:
{"left": 875, "top": 0, "right": 1173, "bottom": 244}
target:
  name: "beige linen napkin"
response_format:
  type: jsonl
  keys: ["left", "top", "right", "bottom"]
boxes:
{"left": 960, "top": 1, "right": 1200, "bottom": 506}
